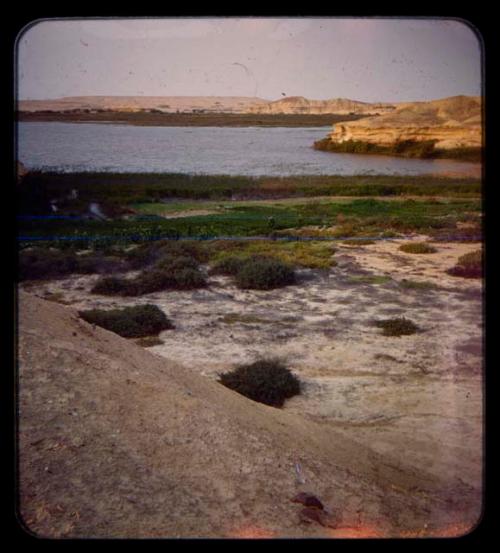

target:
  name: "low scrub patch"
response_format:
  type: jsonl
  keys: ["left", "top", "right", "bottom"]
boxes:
{"left": 314, "top": 137, "right": 481, "bottom": 161}
{"left": 446, "top": 249, "right": 482, "bottom": 278}
{"left": 399, "top": 242, "right": 437, "bottom": 254}
{"left": 210, "top": 255, "right": 248, "bottom": 276}
{"left": 19, "top": 247, "right": 79, "bottom": 281}
{"left": 219, "top": 313, "right": 272, "bottom": 325}
{"left": 126, "top": 239, "right": 209, "bottom": 269}
{"left": 348, "top": 274, "right": 392, "bottom": 285}
{"left": 91, "top": 276, "right": 131, "bottom": 295}
{"left": 399, "top": 279, "right": 438, "bottom": 290}
{"left": 79, "top": 304, "right": 174, "bottom": 338}
{"left": 208, "top": 239, "right": 336, "bottom": 270}
{"left": 218, "top": 359, "right": 301, "bottom": 407}
{"left": 342, "top": 239, "right": 376, "bottom": 246}
{"left": 374, "top": 317, "right": 419, "bottom": 337}
{"left": 19, "top": 247, "right": 129, "bottom": 281}
{"left": 92, "top": 254, "right": 207, "bottom": 296}
{"left": 74, "top": 252, "right": 128, "bottom": 274}
{"left": 234, "top": 256, "right": 296, "bottom": 290}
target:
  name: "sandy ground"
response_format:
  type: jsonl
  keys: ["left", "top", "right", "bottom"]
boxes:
{"left": 19, "top": 236, "right": 483, "bottom": 537}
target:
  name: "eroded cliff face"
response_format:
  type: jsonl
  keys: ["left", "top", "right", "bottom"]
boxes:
{"left": 248, "top": 96, "right": 395, "bottom": 115}
{"left": 331, "top": 123, "right": 482, "bottom": 149}
{"left": 327, "top": 96, "right": 482, "bottom": 149}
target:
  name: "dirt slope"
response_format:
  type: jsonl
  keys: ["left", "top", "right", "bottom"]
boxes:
{"left": 17, "top": 291, "right": 479, "bottom": 538}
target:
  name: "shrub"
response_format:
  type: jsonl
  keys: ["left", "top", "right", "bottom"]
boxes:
{"left": 218, "top": 359, "right": 301, "bottom": 407}
{"left": 91, "top": 256, "right": 206, "bottom": 296}
{"left": 91, "top": 276, "right": 131, "bottom": 295}
{"left": 399, "top": 242, "right": 437, "bottom": 254}
{"left": 210, "top": 255, "right": 248, "bottom": 276}
{"left": 131, "top": 265, "right": 206, "bottom": 294}
{"left": 446, "top": 249, "right": 482, "bottom": 278}
{"left": 234, "top": 256, "right": 296, "bottom": 290}
{"left": 153, "top": 255, "right": 200, "bottom": 272}
{"left": 342, "top": 239, "right": 376, "bottom": 246}
{"left": 168, "top": 267, "right": 207, "bottom": 289}
{"left": 19, "top": 247, "right": 79, "bottom": 281}
{"left": 79, "top": 304, "right": 174, "bottom": 338}
{"left": 374, "top": 317, "right": 419, "bottom": 337}
{"left": 75, "top": 253, "right": 128, "bottom": 274}
{"left": 126, "top": 240, "right": 208, "bottom": 269}
{"left": 457, "top": 250, "right": 482, "bottom": 268}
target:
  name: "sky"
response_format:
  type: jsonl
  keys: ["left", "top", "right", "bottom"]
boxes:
{"left": 17, "top": 17, "right": 482, "bottom": 103}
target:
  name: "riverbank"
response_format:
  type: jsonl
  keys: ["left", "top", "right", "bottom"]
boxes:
{"left": 19, "top": 172, "right": 481, "bottom": 206}
{"left": 17, "top": 111, "right": 365, "bottom": 127}
{"left": 313, "top": 137, "right": 482, "bottom": 163}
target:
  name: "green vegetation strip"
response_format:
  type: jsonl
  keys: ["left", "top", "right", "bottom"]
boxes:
{"left": 313, "top": 137, "right": 482, "bottom": 162}
{"left": 19, "top": 111, "right": 364, "bottom": 127}
{"left": 19, "top": 197, "right": 481, "bottom": 245}
{"left": 19, "top": 172, "right": 480, "bottom": 210}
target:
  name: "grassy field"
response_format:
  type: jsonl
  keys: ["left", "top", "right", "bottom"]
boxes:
{"left": 18, "top": 197, "right": 481, "bottom": 247}
{"left": 18, "top": 171, "right": 481, "bottom": 248}
{"left": 19, "top": 172, "right": 481, "bottom": 209}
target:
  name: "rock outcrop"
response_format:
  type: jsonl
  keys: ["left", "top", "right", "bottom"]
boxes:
{"left": 326, "top": 95, "right": 482, "bottom": 150}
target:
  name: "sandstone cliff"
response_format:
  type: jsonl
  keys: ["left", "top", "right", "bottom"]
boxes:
{"left": 248, "top": 96, "right": 395, "bottom": 115}
{"left": 326, "top": 95, "right": 482, "bottom": 150}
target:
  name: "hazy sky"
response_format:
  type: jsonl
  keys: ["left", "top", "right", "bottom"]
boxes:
{"left": 17, "top": 17, "right": 482, "bottom": 102}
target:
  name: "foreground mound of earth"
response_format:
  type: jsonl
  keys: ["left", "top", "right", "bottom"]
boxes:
{"left": 18, "top": 290, "right": 481, "bottom": 538}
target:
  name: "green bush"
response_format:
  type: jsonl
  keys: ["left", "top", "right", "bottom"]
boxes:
{"left": 210, "top": 255, "right": 248, "bottom": 276}
{"left": 234, "top": 257, "right": 296, "bottom": 290}
{"left": 92, "top": 266, "right": 206, "bottom": 296}
{"left": 79, "top": 304, "right": 174, "bottom": 338}
{"left": 399, "top": 242, "right": 437, "bottom": 254}
{"left": 75, "top": 253, "right": 128, "bottom": 274}
{"left": 126, "top": 240, "right": 208, "bottom": 269}
{"left": 218, "top": 359, "right": 301, "bottom": 407}
{"left": 375, "top": 317, "right": 419, "bottom": 337}
{"left": 446, "top": 249, "right": 482, "bottom": 278}
{"left": 153, "top": 255, "right": 200, "bottom": 272}
{"left": 19, "top": 247, "right": 131, "bottom": 282}
{"left": 342, "top": 239, "right": 376, "bottom": 246}
{"left": 130, "top": 264, "right": 206, "bottom": 294}
{"left": 91, "top": 276, "right": 132, "bottom": 295}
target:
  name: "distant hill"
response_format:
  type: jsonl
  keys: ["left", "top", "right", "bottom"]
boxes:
{"left": 248, "top": 96, "right": 396, "bottom": 115}
{"left": 19, "top": 95, "right": 397, "bottom": 115}
{"left": 18, "top": 96, "right": 270, "bottom": 114}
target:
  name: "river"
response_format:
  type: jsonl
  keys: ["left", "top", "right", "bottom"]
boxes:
{"left": 18, "top": 122, "right": 480, "bottom": 177}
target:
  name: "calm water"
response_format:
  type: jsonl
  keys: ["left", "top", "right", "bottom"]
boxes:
{"left": 18, "top": 122, "right": 480, "bottom": 177}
